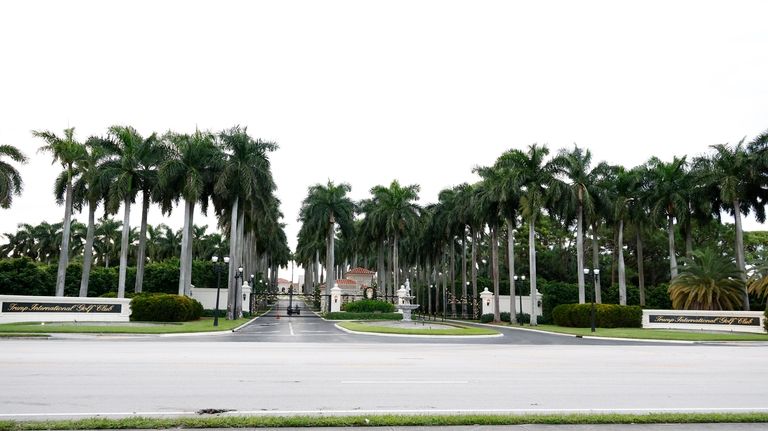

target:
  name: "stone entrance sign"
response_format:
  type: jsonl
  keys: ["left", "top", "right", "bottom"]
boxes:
{"left": 0, "top": 295, "right": 132, "bottom": 323}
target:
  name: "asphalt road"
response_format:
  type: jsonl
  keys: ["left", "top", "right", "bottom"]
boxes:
{"left": 1, "top": 299, "right": 767, "bottom": 420}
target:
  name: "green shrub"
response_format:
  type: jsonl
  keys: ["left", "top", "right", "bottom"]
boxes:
{"left": 130, "top": 294, "right": 203, "bottom": 322}
{"left": 552, "top": 303, "right": 642, "bottom": 328}
{"left": 480, "top": 313, "right": 494, "bottom": 323}
{"left": 324, "top": 312, "right": 402, "bottom": 320}
{"left": 0, "top": 258, "right": 52, "bottom": 296}
{"left": 540, "top": 280, "right": 578, "bottom": 323}
{"left": 645, "top": 284, "right": 672, "bottom": 309}
{"left": 515, "top": 312, "right": 531, "bottom": 324}
{"left": 342, "top": 299, "right": 395, "bottom": 313}
{"left": 500, "top": 311, "right": 510, "bottom": 322}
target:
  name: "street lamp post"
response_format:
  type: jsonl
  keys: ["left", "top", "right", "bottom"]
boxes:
{"left": 513, "top": 275, "right": 526, "bottom": 325}
{"left": 234, "top": 266, "right": 243, "bottom": 319}
{"left": 583, "top": 267, "right": 599, "bottom": 332}
{"left": 211, "top": 255, "right": 230, "bottom": 327}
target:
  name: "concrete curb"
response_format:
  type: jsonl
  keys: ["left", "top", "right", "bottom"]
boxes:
{"left": 334, "top": 322, "right": 504, "bottom": 339}
{"left": 445, "top": 319, "right": 697, "bottom": 344}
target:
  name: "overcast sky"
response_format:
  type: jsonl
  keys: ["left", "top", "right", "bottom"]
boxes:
{"left": 1, "top": 1, "right": 767, "bottom": 279}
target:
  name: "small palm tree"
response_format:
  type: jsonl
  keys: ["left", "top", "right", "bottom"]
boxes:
{"left": 747, "top": 260, "right": 768, "bottom": 301}
{"left": 669, "top": 249, "right": 745, "bottom": 310}
{"left": 0, "top": 144, "right": 28, "bottom": 209}
{"left": 35, "top": 128, "right": 87, "bottom": 296}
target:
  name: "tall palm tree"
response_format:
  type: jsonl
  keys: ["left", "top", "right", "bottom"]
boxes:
{"left": 299, "top": 181, "right": 355, "bottom": 311}
{"left": 132, "top": 133, "right": 163, "bottom": 293}
{"left": 669, "top": 248, "right": 744, "bottom": 310}
{"left": 699, "top": 140, "right": 767, "bottom": 310}
{"left": 551, "top": 145, "right": 606, "bottom": 304}
{"left": 0, "top": 144, "right": 27, "bottom": 209}
{"left": 215, "top": 126, "right": 277, "bottom": 319}
{"left": 61, "top": 137, "right": 109, "bottom": 297}
{"left": 367, "top": 180, "right": 421, "bottom": 295}
{"left": 160, "top": 129, "right": 220, "bottom": 296}
{"left": 495, "top": 144, "right": 558, "bottom": 325}
{"left": 647, "top": 156, "right": 688, "bottom": 280}
{"left": 99, "top": 126, "right": 158, "bottom": 298}
{"left": 34, "top": 127, "right": 87, "bottom": 296}
{"left": 474, "top": 167, "right": 504, "bottom": 322}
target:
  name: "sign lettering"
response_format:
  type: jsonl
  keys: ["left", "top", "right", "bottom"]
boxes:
{"left": 649, "top": 314, "right": 759, "bottom": 326}
{"left": 1, "top": 302, "right": 122, "bottom": 314}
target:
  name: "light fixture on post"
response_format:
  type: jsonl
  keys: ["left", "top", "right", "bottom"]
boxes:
{"left": 234, "top": 266, "right": 244, "bottom": 319}
{"left": 583, "top": 267, "right": 599, "bottom": 332}
{"left": 514, "top": 275, "right": 526, "bottom": 325}
{"left": 249, "top": 274, "right": 255, "bottom": 313}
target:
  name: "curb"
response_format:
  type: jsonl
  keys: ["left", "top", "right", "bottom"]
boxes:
{"left": 445, "top": 319, "right": 697, "bottom": 344}
{"left": 334, "top": 322, "right": 504, "bottom": 339}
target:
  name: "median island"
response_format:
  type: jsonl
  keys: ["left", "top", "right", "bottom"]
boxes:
{"left": 337, "top": 320, "right": 500, "bottom": 336}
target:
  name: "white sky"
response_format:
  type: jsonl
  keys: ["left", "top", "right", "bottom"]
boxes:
{"left": 1, "top": 0, "right": 767, "bottom": 280}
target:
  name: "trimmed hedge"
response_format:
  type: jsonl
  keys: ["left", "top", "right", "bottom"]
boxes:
{"left": 552, "top": 303, "right": 642, "bottom": 328}
{"left": 324, "top": 312, "right": 402, "bottom": 320}
{"left": 342, "top": 299, "right": 395, "bottom": 313}
{"left": 130, "top": 293, "right": 204, "bottom": 322}
{"left": 480, "top": 313, "right": 494, "bottom": 323}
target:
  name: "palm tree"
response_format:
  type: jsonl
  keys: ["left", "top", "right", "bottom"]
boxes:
{"left": 132, "top": 133, "right": 163, "bottom": 294}
{"left": 299, "top": 181, "right": 355, "bottom": 311}
{"left": 94, "top": 217, "right": 122, "bottom": 267}
{"left": 34, "top": 128, "right": 87, "bottom": 296}
{"left": 159, "top": 129, "right": 220, "bottom": 296}
{"left": 669, "top": 248, "right": 744, "bottom": 310}
{"left": 367, "top": 180, "right": 421, "bottom": 296}
{"left": 215, "top": 126, "right": 277, "bottom": 318}
{"left": 474, "top": 167, "right": 504, "bottom": 322}
{"left": 99, "top": 126, "right": 158, "bottom": 298}
{"left": 494, "top": 144, "right": 558, "bottom": 325}
{"left": 699, "top": 140, "right": 766, "bottom": 310}
{"left": 551, "top": 145, "right": 605, "bottom": 304}
{"left": 647, "top": 156, "right": 688, "bottom": 280}
{"left": 0, "top": 144, "right": 27, "bottom": 209}
{"left": 62, "top": 137, "right": 109, "bottom": 297}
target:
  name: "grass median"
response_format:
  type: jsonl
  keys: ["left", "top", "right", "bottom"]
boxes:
{"left": 525, "top": 324, "right": 768, "bottom": 341}
{"left": 2, "top": 412, "right": 768, "bottom": 430}
{"left": 339, "top": 321, "right": 499, "bottom": 336}
{"left": 0, "top": 317, "right": 252, "bottom": 334}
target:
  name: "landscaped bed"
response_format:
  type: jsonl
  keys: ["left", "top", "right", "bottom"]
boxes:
{"left": 338, "top": 320, "right": 500, "bottom": 336}
{"left": 525, "top": 324, "right": 768, "bottom": 342}
{"left": 0, "top": 317, "right": 251, "bottom": 334}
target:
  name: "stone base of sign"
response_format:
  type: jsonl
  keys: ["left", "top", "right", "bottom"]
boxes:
{"left": 642, "top": 309, "right": 766, "bottom": 334}
{"left": 0, "top": 295, "right": 131, "bottom": 324}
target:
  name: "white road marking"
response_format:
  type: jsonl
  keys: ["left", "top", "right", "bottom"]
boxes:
{"left": 289, "top": 322, "right": 295, "bottom": 336}
{"left": 341, "top": 380, "right": 469, "bottom": 385}
{"left": 3, "top": 407, "right": 768, "bottom": 418}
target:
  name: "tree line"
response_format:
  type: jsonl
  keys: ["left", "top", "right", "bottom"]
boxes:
{"left": 296, "top": 132, "right": 768, "bottom": 321}
{"left": 0, "top": 126, "right": 288, "bottom": 319}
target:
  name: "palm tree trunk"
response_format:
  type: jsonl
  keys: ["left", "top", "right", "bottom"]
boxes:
{"left": 506, "top": 219, "right": 517, "bottom": 324}
{"left": 134, "top": 192, "right": 150, "bottom": 293}
{"left": 471, "top": 227, "right": 478, "bottom": 319}
{"left": 117, "top": 196, "right": 131, "bottom": 299}
{"left": 450, "top": 242, "right": 456, "bottom": 317}
{"left": 393, "top": 233, "right": 399, "bottom": 292}
{"left": 227, "top": 197, "right": 239, "bottom": 319}
{"left": 184, "top": 202, "right": 195, "bottom": 297}
{"left": 577, "top": 201, "right": 585, "bottom": 304}
{"left": 491, "top": 224, "right": 500, "bottom": 322}
{"left": 733, "top": 199, "right": 750, "bottom": 310}
{"left": 326, "top": 216, "right": 335, "bottom": 312}
{"left": 384, "top": 241, "right": 391, "bottom": 299}
{"left": 55, "top": 177, "right": 74, "bottom": 296}
{"left": 684, "top": 221, "right": 693, "bottom": 258}
{"left": 461, "top": 232, "right": 468, "bottom": 318}
{"left": 529, "top": 217, "right": 538, "bottom": 326}
{"left": 234, "top": 208, "right": 245, "bottom": 318}
{"left": 637, "top": 229, "right": 646, "bottom": 306}
{"left": 178, "top": 200, "right": 192, "bottom": 296}
{"left": 377, "top": 241, "right": 384, "bottom": 296}
{"left": 426, "top": 260, "right": 432, "bottom": 314}
{"left": 667, "top": 215, "right": 678, "bottom": 279}
{"left": 79, "top": 204, "right": 97, "bottom": 297}
{"left": 618, "top": 219, "right": 626, "bottom": 305}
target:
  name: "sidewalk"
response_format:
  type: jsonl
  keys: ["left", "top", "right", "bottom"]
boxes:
{"left": 146, "top": 425, "right": 767, "bottom": 431}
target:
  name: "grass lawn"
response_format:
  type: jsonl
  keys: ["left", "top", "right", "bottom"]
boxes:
{"left": 2, "top": 412, "right": 768, "bottom": 430}
{"left": 528, "top": 324, "right": 768, "bottom": 341}
{"left": 339, "top": 321, "right": 499, "bottom": 336}
{"left": 0, "top": 317, "right": 252, "bottom": 334}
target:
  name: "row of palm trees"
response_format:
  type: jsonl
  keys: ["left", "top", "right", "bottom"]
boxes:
{"left": 1, "top": 220, "right": 228, "bottom": 267}
{"left": 1, "top": 126, "right": 287, "bottom": 319}
{"left": 297, "top": 131, "right": 768, "bottom": 320}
